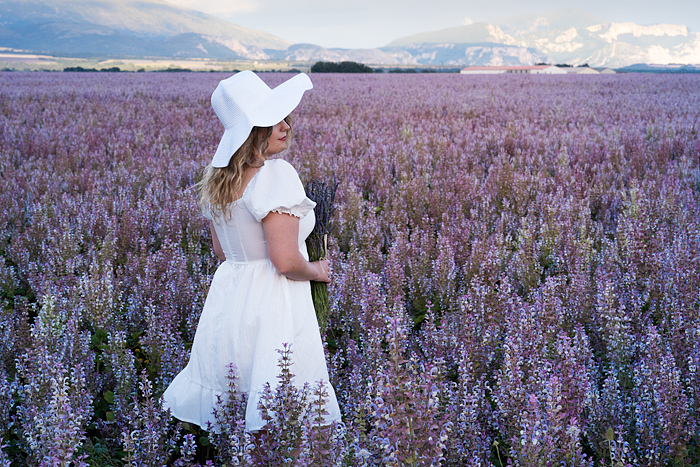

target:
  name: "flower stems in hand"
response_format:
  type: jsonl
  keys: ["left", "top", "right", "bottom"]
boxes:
{"left": 304, "top": 179, "right": 339, "bottom": 331}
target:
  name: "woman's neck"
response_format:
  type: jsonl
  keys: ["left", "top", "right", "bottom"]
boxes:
{"left": 248, "top": 161, "right": 264, "bottom": 169}
{"left": 248, "top": 154, "right": 266, "bottom": 168}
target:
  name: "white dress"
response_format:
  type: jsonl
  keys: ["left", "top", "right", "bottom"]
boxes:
{"left": 163, "top": 158, "right": 341, "bottom": 432}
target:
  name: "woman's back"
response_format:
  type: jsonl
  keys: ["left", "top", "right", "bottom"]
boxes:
{"left": 204, "top": 159, "right": 315, "bottom": 263}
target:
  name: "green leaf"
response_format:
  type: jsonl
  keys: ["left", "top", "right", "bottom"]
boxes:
{"left": 104, "top": 390, "right": 115, "bottom": 403}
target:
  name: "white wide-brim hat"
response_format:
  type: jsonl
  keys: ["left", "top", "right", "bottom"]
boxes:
{"left": 210, "top": 70, "right": 313, "bottom": 168}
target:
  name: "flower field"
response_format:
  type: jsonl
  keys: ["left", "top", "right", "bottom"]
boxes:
{"left": 1, "top": 70, "right": 699, "bottom": 466}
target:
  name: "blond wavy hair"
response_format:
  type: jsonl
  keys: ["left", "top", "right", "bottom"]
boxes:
{"left": 198, "top": 117, "right": 293, "bottom": 219}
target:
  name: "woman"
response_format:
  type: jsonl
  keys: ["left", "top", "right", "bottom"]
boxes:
{"left": 163, "top": 70, "right": 341, "bottom": 433}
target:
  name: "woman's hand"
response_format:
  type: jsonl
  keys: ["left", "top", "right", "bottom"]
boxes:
{"left": 314, "top": 258, "right": 331, "bottom": 283}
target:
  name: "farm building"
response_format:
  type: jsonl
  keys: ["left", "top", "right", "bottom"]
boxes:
{"left": 565, "top": 67, "right": 600, "bottom": 74}
{"left": 460, "top": 65, "right": 567, "bottom": 74}
{"left": 565, "top": 67, "right": 616, "bottom": 74}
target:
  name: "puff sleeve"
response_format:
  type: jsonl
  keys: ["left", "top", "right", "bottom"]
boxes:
{"left": 245, "top": 159, "right": 316, "bottom": 222}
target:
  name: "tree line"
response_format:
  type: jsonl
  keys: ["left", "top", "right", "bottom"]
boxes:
{"left": 310, "top": 61, "right": 373, "bottom": 73}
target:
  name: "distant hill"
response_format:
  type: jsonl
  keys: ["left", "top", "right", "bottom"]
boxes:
{"left": 386, "top": 9, "right": 700, "bottom": 68}
{"left": 380, "top": 42, "right": 546, "bottom": 67}
{"left": 263, "top": 42, "right": 546, "bottom": 67}
{"left": 0, "top": 0, "right": 291, "bottom": 58}
{"left": 617, "top": 63, "right": 700, "bottom": 73}
{"left": 387, "top": 10, "right": 605, "bottom": 47}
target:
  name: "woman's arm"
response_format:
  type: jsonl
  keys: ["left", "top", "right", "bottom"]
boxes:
{"left": 209, "top": 221, "right": 226, "bottom": 262}
{"left": 262, "top": 212, "right": 330, "bottom": 282}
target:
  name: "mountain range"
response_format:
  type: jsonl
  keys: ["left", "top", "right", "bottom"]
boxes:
{"left": 0, "top": 0, "right": 290, "bottom": 59}
{"left": 1, "top": 0, "right": 698, "bottom": 67}
{"left": 392, "top": 10, "right": 700, "bottom": 67}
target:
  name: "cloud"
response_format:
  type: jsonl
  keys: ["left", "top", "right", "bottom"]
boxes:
{"left": 462, "top": 16, "right": 474, "bottom": 25}
{"left": 166, "top": 0, "right": 258, "bottom": 15}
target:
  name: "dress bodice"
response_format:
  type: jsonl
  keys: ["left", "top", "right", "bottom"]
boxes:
{"left": 203, "top": 159, "right": 316, "bottom": 263}
{"left": 211, "top": 201, "right": 315, "bottom": 262}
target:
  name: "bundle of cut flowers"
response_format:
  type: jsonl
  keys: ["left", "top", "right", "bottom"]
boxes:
{"left": 304, "top": 178, "right": 339, "bottom": 331}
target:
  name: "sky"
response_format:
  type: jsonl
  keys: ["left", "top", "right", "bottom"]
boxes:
{"left": 166, "top": 0, "right": 700, "bottom": 49}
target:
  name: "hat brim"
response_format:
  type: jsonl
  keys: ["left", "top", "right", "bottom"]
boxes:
{"left": 211, "top": 73, "right": 313, "bottom": 168}
{"left": 211, "top": 118, "right": 254, "bottom": 168}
